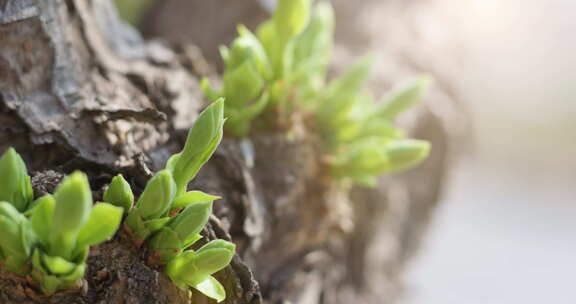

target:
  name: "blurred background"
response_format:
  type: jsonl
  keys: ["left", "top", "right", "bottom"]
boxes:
{"left": 115, "top": 0, "right": 576, "bottom": 302}
{"left": 405, "top": 0, "right": 576, "bottom": 303}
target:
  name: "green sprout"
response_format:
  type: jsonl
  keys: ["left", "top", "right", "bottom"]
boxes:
{"left": 0, "top": 201, "right": 35, "bottom": 275}
{"left": 204, "top": 0, "right": 431, "bottom": 186}
{"left": 0, "top": 150, "right": 123, "bottom": 296}
{"left": 202, "top": 0, "right": 315, "bottom": 136}
{"left": 320, "top": 74, "right": 433, "bottom": 187}
{"left": 166, "top": 240, "right": 235, "bottom": 303}
{"left": 30, "top": 172, "right": 123, "bottom": 294}
{"left": 0, "top": 148, "right": 34, "bottom": 212}
{"left": 116, "top": 100, "right": 235, "bottom": 302}
{"left": 104, "top": 174, "right": 134, "bottom": 211}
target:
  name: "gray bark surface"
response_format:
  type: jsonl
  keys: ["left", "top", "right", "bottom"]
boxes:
{"left": 0, "top": 0, "right": 460, "bottom": 303}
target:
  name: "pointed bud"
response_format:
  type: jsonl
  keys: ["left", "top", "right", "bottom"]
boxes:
{"left": 226, "top": 25, "right": 271, "bottom": 78}
{"left": 103, "top": 174, "right": 134, "bottom": 212}
{"left": 0, "top": 148, "right": 33, "bottom": 212}
{"left": 172, "top": 100, "right": 224, "bottom": 196}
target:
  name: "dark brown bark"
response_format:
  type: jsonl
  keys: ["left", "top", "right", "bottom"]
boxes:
{"left": 0, "top": 0, "right": 460, "bottom": 303}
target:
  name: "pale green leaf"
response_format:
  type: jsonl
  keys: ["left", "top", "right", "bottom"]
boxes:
{"left": 374, "top": 75, "right": 432, "bottom": 120}
{"left": 192, "top": 276, "right": 226, "bottom": 303}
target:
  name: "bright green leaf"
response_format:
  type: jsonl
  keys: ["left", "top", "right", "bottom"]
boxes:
{"left": 103, "top": 174, "right": 134, "bottom": 212}
{"left": 135, "top": 170, "right": 176, "bottom": 220}
{"left": 75, "top": 203, "right": 123, "bottom": 249}
{"left": 192, "top": 276, "right": 226, "bottom": 303}
{"left": 144, "top": 217, "right": 172, "bottom": 233}
{"left": 41, "top": 254, "right": 76, "bottom": 275}
{"left": 0, "top": 148, "right": 33, "bottom": 212}
{"left": 30, "top": 195, "right": 55, "bottom": 247}
{"left": 172, "top": 191, "right": 221, "bottom": 211}
{"left": 172, "top": 100, "right": 224, "bottom": 196}
{"left": 52, "top": 171, "right": 92, "bottom": 235}
{"left": 167, "top": 201, "right": 213, "bottom": 242}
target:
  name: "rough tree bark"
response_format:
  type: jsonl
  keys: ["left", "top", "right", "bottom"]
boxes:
{"left": 0, "top": 0, "right": 460, "bottom": 303}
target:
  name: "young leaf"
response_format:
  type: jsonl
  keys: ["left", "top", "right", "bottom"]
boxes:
{"left": 166, "top": 240, "right": 235, "bottom": 286}
{"left": 192, "top": 276, "right": 226, "bottom": 303}
{"left": 331, "top": 139, "right": 390, "bottom": 179}
{"left": 197, "top": 239, "right": 236, "bottom": 253}
{"left": 103, "top": 174, "right": 134, "bottom": 212}
{"left": 41, "top": 254, "right": 76, "bottom": 275}
{"left": 0, "top": 202, "right": 34, "bottom": 274}
{"left": 50, "top": 171, "right": 93, "bottom": 259}
{"left": 374, "top": 75, "right": 432, "bottom": 120}
{"left": 59, "top": 263, "right": 86, "bottom": 281}
{"left": 144, "top": 217, "right": 172, "bottom": 233}
{"left": 75, "top": 203, "right": 123, "bottom": 249}
{"left": 124, "top": 209, "right": 151, "bottom": 240}
{"left": 0, "top": 148, "right": 33, "bottom": 212}
{"left": 385, "top": 139, "right": 431, "bottom": 172}
{"left": 292, "top": 1, "right": 334, "bottom": 77}
{"left": 182, "top": 233, "right": 203, "bottom": 249}
{"left": 167, "top": 201, "right": 213, "bottom": 242}
{"left": 148, "top": 227, "right": 182, "bottom": 262}
{"left": 172, "top": 100, "right": 224, "bottom": 196}
{"left": 226, "top": 25, "right": 271, "bottom": 79}
{"left": 52, "top": 171, "right": 92, "bottom": 236}
{"left": 30, "top": 195, "right": 55, "bottom": 247}
{"left": 135, "top": 170, "right": 176, "bottom": 220}
{"left": 273, "top": 0, "right": 311, "bottom": 43}
{"left": 172, "top": 191, "right": 221, "bottom": 211}
{"left": 0, "top": 212, "right": 26, "bottom": 257}
{"left": 256, "top": 21, "right": 280, "bottom": 76}
{"left": 188, "top": 244, "right": 235, "bottom": 284}
{"left": 318, "top": 56, "right": 373, "bottom": 124}
{"left": 223, "top": 60, "right": 264, "bottom": 107}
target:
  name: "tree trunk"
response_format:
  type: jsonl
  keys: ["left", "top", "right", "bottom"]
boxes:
{"left": 0, "top": 0, "right": 460, "bottom": 303}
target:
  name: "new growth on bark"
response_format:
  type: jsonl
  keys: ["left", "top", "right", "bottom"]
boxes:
{"left": 0, "top": 0, "right": 458, "bottom": 303}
